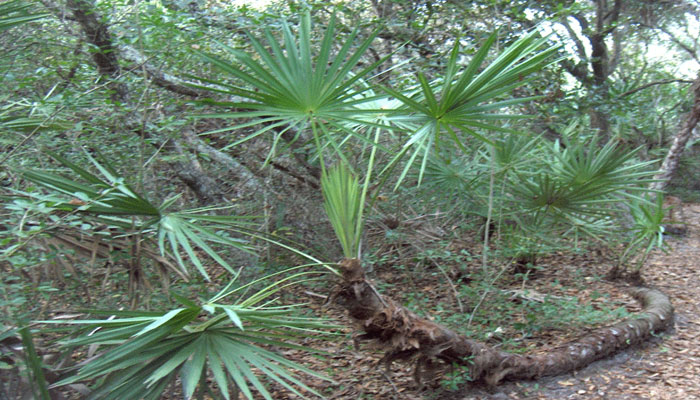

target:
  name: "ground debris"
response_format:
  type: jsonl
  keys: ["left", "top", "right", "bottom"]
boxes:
{"left": 275, "top": 203, "right": 700, "bottom": 399}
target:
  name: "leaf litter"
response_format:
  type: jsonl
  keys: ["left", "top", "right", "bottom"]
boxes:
{"left": 270, "top": 203, "right": 700, "bottom": 399}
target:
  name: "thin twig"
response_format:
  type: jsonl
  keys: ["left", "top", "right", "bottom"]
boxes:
{"left": 364, "top": 281, "right": 388, "bottom": 308}
{"left": 426, "top": 259, "right": 464, "bottom": 313}
{"left": 467, "top": 261, "right": 511, "bottom": 328}
{"left": 619, "top": 79, "right": 694, "bottom": 98}
{"left": 379, "top": 370, "right": 400, "bottom": 400}
{"left": 303, "top": 290, "right": 327, "bottom": 299}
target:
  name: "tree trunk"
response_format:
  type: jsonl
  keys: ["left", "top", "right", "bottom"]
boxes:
{"left": 652, "top": 74, "right": 700, "bottom": 191}
{"left": 561, "top": 1, "right": 621, "bottom": 138}
{"left": 332, "top": 258, "right": 673, "bottom": 386}
{"left": 65, "top": 0, "right": 129, "bottom": 103}
{"left": 63, "top": 0, "right": 262, "bottom": 202}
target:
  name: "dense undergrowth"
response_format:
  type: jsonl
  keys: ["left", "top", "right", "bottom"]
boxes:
{"left": 1, "top": 0, "right": 698, "bottom": 398}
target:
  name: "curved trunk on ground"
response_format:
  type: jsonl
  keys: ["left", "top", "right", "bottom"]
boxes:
{"left": 652, "top": 74, "right": 700, "bottom": 191}
{"left": 332, "top": 258, "right": 674, "bottom": 386}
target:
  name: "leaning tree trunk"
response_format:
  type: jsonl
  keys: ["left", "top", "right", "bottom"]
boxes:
{"left": 65, "top": 0, "right": 129, "bottom": 103}
{"left": 62, "top": 0, "right": 263, "bottom": 201}
{"left": 652, "top": 74, "right": 700, "bottom": 191}
{"left": 332, "top": 259, "right": 673, "bottom": 386}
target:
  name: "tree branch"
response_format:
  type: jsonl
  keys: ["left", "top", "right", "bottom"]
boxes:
{"left": 561, "top": 59, "right": 593, "bottom": 85}
{"left": 600, "top": 0, "right": 622, "bottom": 36}
{"left": 119, "top": 45, "right": 206, "bottom": 97}
{"left": 655, "top": 24, "right": 699, "bottom": 63}
{"left": 180, "top": 129, "right": 265, "bottom": 195}
{"left": 65, "top": 0, "right": 128, "bottom": 103}
{"left": 619, "top": 79, "right": 694, "bottom": 98}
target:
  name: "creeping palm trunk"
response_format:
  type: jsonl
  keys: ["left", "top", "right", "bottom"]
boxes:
{"left": 332, "top": 258, "right": 673, "bottom": 386}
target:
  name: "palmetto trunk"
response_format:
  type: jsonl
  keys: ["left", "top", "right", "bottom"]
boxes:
{"left": 332, "top": 258, "right": 673, "bottom": 386}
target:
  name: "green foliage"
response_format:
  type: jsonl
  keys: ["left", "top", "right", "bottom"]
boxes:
{"left": 441, "top": 361, "right": 473, "bottom": 390}
{"left": 191, "top": 11, "right": 385, "bottom": 164}
{"left": 487, "top": 134, "right": 658, "bottom": 263}
{"left": 1, "top": 2, "right": 696, "bottom": 395}
{"left": 394, "top": 259, "right": 631, "bottom": 353}
{"left": 510, "top": 137, "right": 656, "bottom": 219}
{"left": 382, "top": 30, "right": 560, "bottom": 188}
{"left": 0, "top": 0, "right": 47, "bottom": 32}
{"left": 618, "top": 194, "right": 668, "bottom": 272}
{"left": 14, "top": 150, "right": 255, "bottom": 281}
{"left": 18, "top": 327, "right": 51, "bottom": 400}
{"left": 321, "top": 164, "right": 364, "bottom": 259}
{"left": 42, "top": 268, "right": 334, "bottom": 400}
{"left": 413, "top": 128, "right": 659, "bottom": 267}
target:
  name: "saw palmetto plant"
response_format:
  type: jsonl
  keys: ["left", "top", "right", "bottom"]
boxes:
{"left": 381, "top": 30, "right": 561, "bottom": 189}
{"left": 14, "top": 150, "right": 255, "bottom": 282}
{"left": 618, "top": 194, "right": 669, "bottom": 273}
{"left": 321, "top": 163, "right": 365, "bottom": 259}
{"left": 42, "top": 267, "right": 335, "bottom": 400}
{"left": 190, "top": 11, "right": 388, "bottom": 167}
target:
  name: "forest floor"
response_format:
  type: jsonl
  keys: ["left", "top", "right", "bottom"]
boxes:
{"left": 281, "top": 203, "right": 700, "bottom": 400}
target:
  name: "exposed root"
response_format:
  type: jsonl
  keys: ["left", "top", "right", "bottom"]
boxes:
{"left": 332, "top": 258, "right": 674, "bottom": 386}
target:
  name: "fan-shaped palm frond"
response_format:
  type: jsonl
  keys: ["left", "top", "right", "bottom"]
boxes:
{"left": 382, "top": 30, "right": 561, "bottom": 188}
{"left": 16, "top": 150, "right": 255, "bottom": 280}
{"left": 190, "top": 11, "right": 389, "bottom": 166}
{"left": 618, "top": 194, "right": 668, "bottom": 271}
{"left": 42, "top": 268, "right": 335, "bottom": 400}
{"left": 551, "top": 137, "right": 657, "bottom": 201}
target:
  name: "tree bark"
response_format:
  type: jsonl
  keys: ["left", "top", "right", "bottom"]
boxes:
{"left": 332, "top": 258, "right": 673, "bottom": 386}
{"left": 559, "top": 1, "right": 622, "bottom": 137}
{"left": 62, "top": 0, "right": 262, "bottom": 202}
{"left": 180, "top": 129, "right": 266, "bottom": 195}
{"left": 652, "top": 74, "right": 700, "bottom": 191}
{"left": 119, "top": 45, "right": 205, "bottom": 97}
{"left": 65, "top": 0, "right": 129, "bottom": 103}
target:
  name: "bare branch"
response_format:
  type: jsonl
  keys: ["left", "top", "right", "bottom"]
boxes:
{"left": 618, "top": 79, "right": 694, "bottom": 98}
{"left": 180, "top": 129, "right": 265, "bottom": 195}
{"left": 561, "top": 59, "right": 593, "bottom": 85}
{"left": 65, "top": 0, "right": 128, "bottom": 103}
{"left": 120, "top": 45, "right": 205, "bottom": 97}
{"left": 572, "top": 13, "right": 589, "bottom": 33}
{"left": 655, "top": 24, "right": 699, "bottom": 63}
{"left": 600, "top": 0, "right": 622, "bottom": 36}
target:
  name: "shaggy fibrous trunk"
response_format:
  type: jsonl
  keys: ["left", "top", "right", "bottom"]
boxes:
{"left": 333, "top": 258, "right": 673, "bottom": 386}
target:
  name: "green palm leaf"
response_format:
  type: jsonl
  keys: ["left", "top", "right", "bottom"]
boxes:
{"left": 619, "top": 194, "right": 668, "bottom": 270}
{"left": 191, "top": 11, "right": 389, "bottom": 163}
{"left": 0, "top": 0, "right": 47, "bottom": 32}
{"left": 17, "top": 151, "right": 255, "bottom": 280}
{"left": 321, "top": 164, "right": 364, "bottom": 258}
{"left": 551, "top": 138, "right": 657, "bottom": 200}
{"left": 41, "top": 272, "right": 335, "bottom": 399}
{"left": 385, "top": 30, "right": 561, "bottom": 188}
